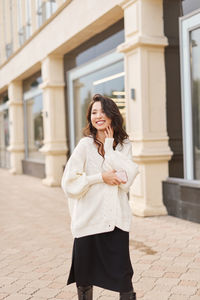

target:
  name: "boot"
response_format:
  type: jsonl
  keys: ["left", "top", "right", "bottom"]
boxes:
{"left": 119, "top": 290, "right": 136, "bottom": 300}
{"left": 77, "top": 285, "right": 93, "bottom": 300}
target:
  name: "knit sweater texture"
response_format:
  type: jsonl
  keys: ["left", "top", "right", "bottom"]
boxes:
{"left": 61, "top": 137, "right": 139, "bottom": 238}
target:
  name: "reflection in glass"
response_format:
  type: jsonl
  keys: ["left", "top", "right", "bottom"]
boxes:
{"left": 24, "top": 73, "right": 44, "bottom": 162}
{"left": 0, "top": 108, "right": 10, "bottom": 168}
{"left": 190, "top": 27, "right": 200, "bottom": 179}
{"left": 73, "top": 60, "right": 125, "bottom": 145}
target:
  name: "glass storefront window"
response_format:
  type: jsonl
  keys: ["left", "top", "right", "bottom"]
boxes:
{"left": 0, "top": 94, "right": 10, "bottom": 168}
{"left": 190, "top": 27, "right": 200, "bottom": 179}
{"left": 180, "top": 10, "right": 200, "bottom": 180}
{"left": 23, "top": 73, "right": 44, "bottom": 162}
{"left": 68, "top": 51, "right": 125, "bottom": 152}
{"left": 73, "top": 61, "right": 124, "bottom": 145}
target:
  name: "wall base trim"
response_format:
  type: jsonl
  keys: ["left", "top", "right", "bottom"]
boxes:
{"left": 22, "top": 160, "right": 45, "bottom": 179}
{"left": 162, "top": 178, "right": 200, "bottom": 224}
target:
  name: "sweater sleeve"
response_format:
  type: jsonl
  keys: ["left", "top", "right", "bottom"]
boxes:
{"left": 104, "top": 138, "right": 139, "bottom": 193}
{"left": 61, "top": 138, "right": 104, "bottom": 199}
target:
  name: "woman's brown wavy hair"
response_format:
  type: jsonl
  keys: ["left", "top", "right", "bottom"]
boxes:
{"left": 83, "top": 94, "right": 128, "bottom": 157}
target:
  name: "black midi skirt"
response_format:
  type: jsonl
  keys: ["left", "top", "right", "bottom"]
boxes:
{"left": 67, "top": 226, "right": 134, "bottom": 293}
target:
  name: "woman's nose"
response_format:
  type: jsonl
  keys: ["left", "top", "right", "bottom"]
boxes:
{"left": 97, "top": 112, "right": 103, "bottom": 118}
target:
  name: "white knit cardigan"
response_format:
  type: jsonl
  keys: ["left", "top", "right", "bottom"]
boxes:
{"left": 61, "top": 137, "right": 139, "bottom": 238}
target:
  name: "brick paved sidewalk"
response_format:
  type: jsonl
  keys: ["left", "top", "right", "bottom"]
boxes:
{"left": 0, "top": 169, "right": 200, "bottom": 300}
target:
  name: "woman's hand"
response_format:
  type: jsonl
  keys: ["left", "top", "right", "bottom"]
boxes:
{"left": 102, "top": 170, "right": 126, "bottom": 185}
{"left": 104, "top": 125, "right": 114, "bottom": 138}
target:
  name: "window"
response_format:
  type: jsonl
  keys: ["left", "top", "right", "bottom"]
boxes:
{"left": 190, "top": 27, "right": 200, "bottom": 179}
{"left": 67, "top": 51, "right": 125, "bottom": 152}
{"left": 18, "top": 0, "right": 26, "bottom": 46}
{"left": 23, "top": 73, "right": 44, "bottom": 162}
{"left": 180, "top": 10, "right": 200, "bottom": 180}
{"left": 3, "top": 0, "right": 13, "bottom": 58}
{"left": 25, "top": 0, "right": 32, "bottom": 39}
{"left": 36, "top": 0, "right": 57, "bottom": 28}
{"left": 0, "top": 93, "right": 10, "bottom": 169}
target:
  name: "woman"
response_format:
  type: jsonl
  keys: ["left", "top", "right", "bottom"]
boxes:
{"left": 61, "top": 94, "right": 139, "bottom": 300}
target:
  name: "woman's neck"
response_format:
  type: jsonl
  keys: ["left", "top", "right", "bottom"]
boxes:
{"left": 96, "top": 130, "right": 105, "bottom": 144}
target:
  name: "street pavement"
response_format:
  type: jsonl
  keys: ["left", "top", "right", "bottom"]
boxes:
{"left": 0, "top": 168, "right": 200, "bottom": 300}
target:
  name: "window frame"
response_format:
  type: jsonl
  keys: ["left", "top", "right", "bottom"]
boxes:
{"left": 67, "top": 50, "right": 124, "bottom": 153}
{"left": 179, "top": 9, "right": 200, "bottom": 180}
{"left": 23, "top": 80, "right": 43, "bottom": 161}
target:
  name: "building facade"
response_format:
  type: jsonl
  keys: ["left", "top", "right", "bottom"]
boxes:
{"left": 0, "top": 0, "right": 199, "bottom": 222}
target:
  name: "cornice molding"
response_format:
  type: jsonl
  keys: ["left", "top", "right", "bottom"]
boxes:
{"left": 118, "top": 34, "right": 168, "bottom": 53}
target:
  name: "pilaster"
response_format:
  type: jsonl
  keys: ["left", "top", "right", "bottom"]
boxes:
{"left": 40, "top": 54, "right": 67, "bottom": 186}
{"left": 118, "top": 0, "right": 173, "bottom": 216}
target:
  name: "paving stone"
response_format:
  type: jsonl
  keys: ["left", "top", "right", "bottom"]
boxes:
{"left": 134, "top": 277, "right": 157, "bottom": 292}
{"left": 0, "top": 284, "right": 25, "bottom": 294}
{"left": 134, "top": 263, "right": 151, "bottom": 271}
{"left": 47, "top": 282, "right": 66, "bottom": 289}
{"left": 143, "top": 289, "right": 171, "bottom": 300}
{"left": 33, "top": 287, "right": 60, "bottom": 298}
{"left": 5, "top": 294, "right": 31, "bottom": 300}
{"left": 150, "top": 265, "right": 166, "bottom": 271}
{"left": 180, "top": 252, "right": 196, "bottom": 258}
{"left": 171, "top": 285, "right": 197, "bottom": 296}
{"left": 180, "top": 271, "right": 200, "bottom": 281}
{"left": 168, "top": 295, "right": 189, "bottom": 300}
{"left": 26, "top": 280, "right": 52, "bottom": 288}
{"left": 189, "top": 263, "right": 200, "bottom": 270}
{"left": 142, "top": 269, "right": 165, "bottom": 278}
{"left": 19, "top": 286, "right": 39, "bottom": 295}
{"left": 164, "top": 265, "right": 188, "bottom": 273}
{"left": 26, "top": 298, "right": 45, "bottom": 300}
{"left": 136, "top": 290, "right": 145, "bottom": 298}
{"left": 164, "top": 272, "right": 182, "bottom": 278}
{"left": 55, "top": 290, "right": 76, "bottom": 299}
{"left": 179, "top": 280, "right": 198, "bottom": 287}
{"left": 151, "top": 284, "right": 172, "bottom": 292}
{"left": 0, "top": 277, "right": 17, "bottom": 286}
{"left": 156, "top": 278, "right": 180, "bottom": 287}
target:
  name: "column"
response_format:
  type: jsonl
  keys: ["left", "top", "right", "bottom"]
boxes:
{"left": 7, "top": 81, "right": 24, "bottom": 174}
{"left": 118, "top": 0, "right": 173, "bottom": 216}
{"left": 40, "top": 54, "right": 67, "bottom": 186}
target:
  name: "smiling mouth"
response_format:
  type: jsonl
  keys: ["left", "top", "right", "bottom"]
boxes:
{"left": 96, "top": 120, "right": 105, "bottom": 125}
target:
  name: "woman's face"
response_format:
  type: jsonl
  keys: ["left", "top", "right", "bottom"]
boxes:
{"left": 91, "top": 101, "right": 112, "bottom": 131}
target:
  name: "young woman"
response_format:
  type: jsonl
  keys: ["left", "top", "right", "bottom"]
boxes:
{"left": 61, "top": 94, "right": 139, "bottom": 300}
